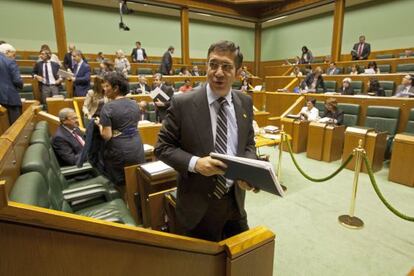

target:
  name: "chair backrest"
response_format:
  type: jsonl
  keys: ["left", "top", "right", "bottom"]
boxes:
{"left": 28, "top": 55, "right": 39, "bottom": 61}
{"left": 365, "top": 106, "right": 400, "bottom": 135}
{"left": 137, "top": 68, "right": 153, "bottom": 75}
{"left": 9, "top": 172, "right": 50, "bottom": 208}
{"left": 174, "top": 81, "right": 185, "bottom": 90}
{"left": 232, "top": 81, "right": 242, "bottom": 89}
{"left": 19, "top": 84, "right": 34, "bottom": 100}
{"left": 19, "top": 66, "right": 33, "bottom": 75}
{"left": 375, "top": 54, "right": 393, "bottom": 59}
{"left": 405, "top": 108, "right": 414, "bottom": 134}
{"left": 315, "top": 101, "right": 325, "bottom": 117}
{"left": 377, "top": 64, "right": 391, "bottom": 73}
{"left": 337, "top": 103, "right": 360, "bottom": 127}
{"left": 396, "top": 63, "right": 414, "bottom": 73}
{"left": 378, "top": 81, "right": 395, "bottom": 97}
{"left": 350, "top": 81, "right": 363, "bottom": 94}
{"left": 318, "top": 81, "right": 336, "bottom": 93}
{"left": 129, "top": 82, "right": 139, "bottom": 92}
{"left": 399, "top": 52, "right": 414, "bottom": 58}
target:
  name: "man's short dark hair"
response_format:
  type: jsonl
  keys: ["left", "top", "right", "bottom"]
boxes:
{"left": 207, "top": 40, "right": 243, "bottom": 70}
{"left": 168, "top": 46, "right": 174, "bottom": 51}
{"left": 0, "top": 40, "right": 6, "bottom": 45}
{"left": 136, "top": 41, "right": 141, "bottom": 45}
{"left": 103, "top": 72, "right": 129, "bottom": 96}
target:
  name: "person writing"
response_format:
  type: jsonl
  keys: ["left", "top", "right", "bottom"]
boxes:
{"left": 155, "top": 40, "right": 257, "bottom": 242}
{"left": 298, "top": 98, "right": 319, "bottom": 121}
{"left": 319, "top": 98, "right": 344, "bottom": 125}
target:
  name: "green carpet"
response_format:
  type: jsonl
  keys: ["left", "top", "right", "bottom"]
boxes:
{"left": 245, "top": 147, "right": 414, "bottom": 276}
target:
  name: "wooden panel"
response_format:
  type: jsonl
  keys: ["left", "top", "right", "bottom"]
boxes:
{"left": 51, "top": 0, "right": 67, "bottom": 60}
{"left": 306, "top": 122, "right": 326, "bottom": 161}
{"left": 254, "top": 23, "right": 261, "bottom": 76}
{"left": 253, "top": 111, "right": 269, "bottom": 127}
{"left": 265, "top": 92, "right": 301, "bottom": 117}
{"left": 0, "top": 139, "right": 18, "bottom": 196}
{"left": 0, "top": 105, "right": 9, "bottom": 136}
{"left": 251, "top": 91, "right": 266, "bottom": 110}
{"left": 180, "top": 8, "right": 190, "bottom": 65}
{"left": 139, "top": 123, "right": 162, "bottom": 146}
{"left": 389, "top": 134, "right": 414, "bottom": 187}
{"left": 46, "top": 98, "right": 74, "bottom": 117}
{"left": 322, "top": 125, "right": 345, "bottom": 162}
{"left": 331, "top": 0, "right": 345, "bottom": 62}
{"left": 265, "top": 76, "right": 298, "bottom": 91}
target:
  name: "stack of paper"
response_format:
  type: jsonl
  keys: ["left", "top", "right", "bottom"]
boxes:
{"left": 140, "top": 160, "right": 175, "bottom": 179}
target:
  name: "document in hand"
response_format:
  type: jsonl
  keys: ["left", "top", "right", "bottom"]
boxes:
{"left": 210, "top": 152, "right": 285, "bottom": 197}
{"left": 58, "top": 69, "right": 74, "bottom": 79}
{"left": 150, "top": 87, "right": 170, "bottom": 102}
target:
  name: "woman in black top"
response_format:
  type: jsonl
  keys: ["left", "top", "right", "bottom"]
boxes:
{"left": 321, "top": 98, "right": 344, "bottom": 125}
{"left": 300, "top": 66, "right": 326, "bottom": 92}
{"left": 300, "top": 46, "right": 313, "bottom": 64}
{"left": 96, "top": 72, "right": 145, "bottom": 189}
{"left": 367, "top": 78, "right": 385, "bottom": 97}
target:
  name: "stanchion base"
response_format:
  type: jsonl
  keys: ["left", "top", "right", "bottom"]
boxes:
{"left": 338, "top": 215, "right": 364, "bottom": 229}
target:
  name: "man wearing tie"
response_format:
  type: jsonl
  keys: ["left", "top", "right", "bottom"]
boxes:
{"left": 71, "top": 50, "right": 91, "bottom": 97}
{"left": 33, "top": 49, "right": 62, "bottom": 105}
{"left": 131, "top": 41, "right": 148, "bottom": 63}
{"left": 351, "top": 35, "right": 371, "bottom": 60}
{"left": 52, "top": 108, "right": 85, "bottom": 166}
{"left": 155, "top": 40, "right": 257, "bottom": 241}
{"left": 394, "top": 74, "right": 414, "bottom": 98}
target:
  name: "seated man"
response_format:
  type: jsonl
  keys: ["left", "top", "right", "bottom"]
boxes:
{"left": 52, "top": 108, "right": 85, "bottom": 166}
{"left": 394, "top": 74, "right": 414, "bottom": 98}
{"left": 326, "top": 62, "right": 340, "bottom": 75}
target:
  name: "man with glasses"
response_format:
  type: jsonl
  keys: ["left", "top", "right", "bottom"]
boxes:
{"left": 52, "top": 108, "right": 85, "bottom": 166}
{"left": 394, "top": 75, "right": 414, "bottom": 98}
{"left": 155, "top": 41, "right": 257, "bottom": 241}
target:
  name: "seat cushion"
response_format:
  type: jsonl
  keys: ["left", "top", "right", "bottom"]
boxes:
{"left": 350, "top": 81, "right": 363, "bottom": 94}
{"left": 365, "top": 106, "right": 400, "bottom": 135}
{"left": 76, "top": 198, "right": 137, "bottom": 226}
{"left": 378, "top": 81, "right": 395, "bottom": 97}
{"left": 35, "top": 121, "right": 49, "bottom": 131}
{"left": 396, "top": 64, "right": 414, "bottom": 73}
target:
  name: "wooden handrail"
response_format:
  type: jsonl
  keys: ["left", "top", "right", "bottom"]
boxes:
{"left": 281, "top": 96, "right": 305, "bottom": 118}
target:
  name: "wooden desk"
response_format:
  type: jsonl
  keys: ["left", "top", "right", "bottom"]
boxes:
{"left": 388, "top": 133, "right": 414, "bottom": 187}
{"left": 342, "top": 127, "right": 387, "bottom": 173}
{"left": 139, "top": 123, "right": 162, "bottom": 146}
{"left": 281, "top": 118, "right": 309, "bottom": 153}
{"left": 307, "top": 122, "right": 345, "bottom": 162}
{"left": 0, "top": 105, "right": 9, "bottom": 135}
{"left": 254, "top": 111, "right": 270, "bottom": 127}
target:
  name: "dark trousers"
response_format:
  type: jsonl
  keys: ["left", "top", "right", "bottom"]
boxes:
{"left": 4, "top": 105, "right": 22, "bottom": 125}
{"left": 41, "top": 85, "right": 59, "bottom": 105}
{"left": 179, "top": 188, "right": 249, "bottom": 242}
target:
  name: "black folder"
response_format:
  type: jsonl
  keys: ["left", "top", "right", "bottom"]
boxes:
{"left": 210, "top": 153, "right": 285, "bottom": 197}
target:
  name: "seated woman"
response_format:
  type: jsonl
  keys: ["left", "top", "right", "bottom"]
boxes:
{"left": 319, "top": 98, "right": 344, "bottom": 125}
{"left": 179, "top": 78, "right": 193, "bottom": 93}
{"left": 99, "top": 60, "right": 115, "bottom": 77}
{"left": 300, "top": 66, "right": 326, "bottom": 93}
{"left": 367, "top": 78, "right": 385, "bottom": 97}
{"left": 179, "top": 67, "right": 192, "bottom": 76}
{"left": 364, "top": 61, "right": 380, "bottom": 74}
{"left": 290, "top": 66, "right": 303, "bottom": 77}
{"left": 298, "top": 98, "right": 319, "bottom": 121}
{"left": 349, "top": 64, "right": 360, "bottom": 75}
{"left": 340, "top": 77, "right": 355, "bottom": 95}
{"left": 82, "top": 76, "right": 108, "bottom": 120}
{"left": 240, "top": 77, "right": 252, "bottom": 93}
{"left": 95, "top": 72, "right": 145, "bottom": 192}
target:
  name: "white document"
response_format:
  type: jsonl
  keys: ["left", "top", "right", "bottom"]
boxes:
{"left": 58, "top": 69, "right": 74, "bottom": 79}
{"left": 253, "top": 85, "right": 263, "bottom": 92}
{"left": 143, "top": 144, "right": 154, "bottom": 153}
{"left": 141, "top": 160, "right": 174, "bottom": 175}
{"left": 150, "top": 87, "right": 170, "bottom": 101}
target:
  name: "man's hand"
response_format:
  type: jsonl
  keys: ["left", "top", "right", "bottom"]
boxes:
{"left": 34, "top": 75, "right": 43, "bottom": 82}
{"left": 155, "top": 99, "right": 165, "bottom": 107}
{"left": 237, "top": 180, "right": 260, "bottom": 193}
{"left": 195, "top": 156, "right": 227, "bottom": 176}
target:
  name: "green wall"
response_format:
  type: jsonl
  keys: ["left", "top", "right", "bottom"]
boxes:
{"left": 189, "top": 19, "right": 255, "bottom": 60}
{"left": 64, "top": 3, "right": 181, "bottom": 57}
{"left": 261, "top": 12, "right": 334, "bottom": 61}
{"left": 0, "top": 0, "right": 56, "bottom": 51}
{"left": 342, "top": 0, "right": 414, "bottom": 54}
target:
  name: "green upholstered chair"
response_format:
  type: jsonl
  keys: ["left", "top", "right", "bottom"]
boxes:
{"left": 405, "top": 108, "right": 414, "bottom": 134}
{"left": 232, "top": 80, "right": 242, "bottom": 89}
{"left": 377, "top": 64, "right": 391, "bottom": 73}
{"left": 375, "top": 54, "right": 394, "bottom": 59}
{"left": 315, "top": 101, "right": 326, "bottom": 117}
{"left": 350, "top": 81, "right": 363, "bottom": 94}
{"left": 19, "top": 84, "right": 34, "bottom": 100}
{"left": 174, "top": 69, "right": 181, "bottom": 75}
{"left": 378, "top": 81, "right": 395, "bottom": 97}
{"left": 174, "top": 81, "right": 185, "bottom": 90}
{"left": 318, "top": 81, "right": 336, "bottom": 93}
{"left": 10, "top": 172, "right": 137, "bottom": 226}
{"left": 28, "top": 55, "right": 39, "bottom": 60}
{"left": 19, "top": 66, "right": 33, "bottom": 75}
{"left": 129, "top": 82, "right": 139, "bottom": 93}
{"left": 399, "top": 52, "right": 414, "bottom": 58}
{"left": 396, "top": 64, "right": 414, "bottom": 73}
{"left": 137, "top": 68, "right": 153, "bottom": 75}
{"left": 311, "top": 58, "right": 324, "bottom": 64}
{"left": 337, "top": 103, "right": 360, "bottom": 127}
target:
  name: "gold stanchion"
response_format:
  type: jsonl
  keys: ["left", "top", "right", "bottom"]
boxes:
{"left": 277, "top": 125, "right": 287, "bottom": 192}
{"left": 338, "top": 139, "right": 364, "bottom": 229}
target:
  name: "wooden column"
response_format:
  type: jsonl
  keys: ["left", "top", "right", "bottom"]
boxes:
{"left": 331, "top": 0, "right": 345, "bottom": 62}
{"left": 254, "top": 23, "right": 262, "bottom": 76}
{"left": 180, "top": 8, "right": 190, "bottom": 65}
{"left": 52, "top": 0, "right": 68, "bottom": 60}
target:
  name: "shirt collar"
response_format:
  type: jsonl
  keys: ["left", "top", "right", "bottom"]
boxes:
{"left": 206, "top": 83, "right": 232, "bottom": 106}
{"left": 62, "top": 125, "right": 76, "bottom": 133}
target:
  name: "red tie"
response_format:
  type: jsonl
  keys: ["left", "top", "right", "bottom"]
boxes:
{"left": 73, "top": 131, "right": 85, "bottom": 146}
{"left": 358, "top": 43, "right": 363, "bottom": 56}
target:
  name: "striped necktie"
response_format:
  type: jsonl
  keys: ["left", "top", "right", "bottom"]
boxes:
{"left": 213, "top": 97, "right": 228, "bottom": 199}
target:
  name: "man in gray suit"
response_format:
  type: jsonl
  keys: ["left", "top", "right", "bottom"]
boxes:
{"left": 155, "top": 41, "right": 257, "bottom": 241}
{"left": 394, "top": 74, "right": 414, "bottom": 98}
{"left": 159, "top": 46, "right": 174, "bottom": 75}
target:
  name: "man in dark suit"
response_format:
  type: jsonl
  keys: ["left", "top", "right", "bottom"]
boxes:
{"left": 134, "top": 75, "right": 151, "bottom": 94}
{"left": 63, "top": 44, "right": 76, "bottom": 71}
{"left": 70, "top": 50, "right": 90, "bottom": 97}
{"left": 351, "top": 35, "right": 371, "bottom": 60}
{"left": 159, "top": 46, "right": 174, "bottom": 75}
{"left": 151, "top": 73, "right": 174, "bottom": 122}
{"left": 131, "top": 41, "right": 148, "bottom": 63}
{"left": 52, "top": 108, "right": 85, "bottom": 166}
{"left": 33, "top": 49, "right": 62, "bottom": 105}
{"left": 394, "top": 74, "right": 414, "bottom": 98}
{"left": 0, "top": 43, "right": 23, "bottom": 125}
{"left": 326, "top": 62, "right": 341, "bottom": 75}
{"left": 155, "top": 41, "right": 257, "bottom": 242}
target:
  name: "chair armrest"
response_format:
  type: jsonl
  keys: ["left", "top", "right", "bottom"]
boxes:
{"left": 61, "top": 162, "right": 94, "bottom": 177}
{"left": 63, "top": 187, "right": 110, "bottom": 205}
{"left": 62, "top": 183, "right": 106, "bottom": 195}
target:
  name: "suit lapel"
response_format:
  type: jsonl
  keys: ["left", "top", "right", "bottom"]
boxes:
{"left": 191, "top": 85, "right": 214, "bottom": 155}
{"left": 232, "top": 91, "right": 248, "bottom": 155}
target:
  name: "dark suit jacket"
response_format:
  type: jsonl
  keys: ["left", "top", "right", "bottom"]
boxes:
{"left": 160, "top": 51, "right": 172, "bottom": 75}
{"left": 134, "top": 83, "right": 151, "bottom": 94}
{"left": 52, "top": 125, "right": 84, "bottom": 166}
{"left": 152, "top": 83, "right": 174, "bottom": 122}
{"left": 395, "top": 85, "right": 414, "bottom": 97}
{"left": 326, "top": 68, "right": 341, "bottom": 75}
{"left": 351, "top": 43, "right": 371, "bottom": 60}
{"left": 0, "top": 53, "right": 23, "bottom": 106}
{"left": 73, "top": 62, "right": 91, "bottom": 97}
{"left": 340, "top": 86, "right": 355, "bottom": 95}
{"left": 154, "top": 84, "right": 257, "bottom": 230}
{"left": 32, "top": 60, "right": 60, "bottom": 87}
{"left": 322, "top": 109, "right": 344, "bottom": 125}
{"left": 63, "top": 52, "right": 73, "bottom": 70}
{"left": 301, "top": 73, "right": 326, "bottom": 92}
{"left": 131, "top": 47, "right": 147, "bottom": 62}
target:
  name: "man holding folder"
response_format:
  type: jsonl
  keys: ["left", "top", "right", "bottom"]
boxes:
{"left": 155, "top": 41, "right": 257, "bottom": 241}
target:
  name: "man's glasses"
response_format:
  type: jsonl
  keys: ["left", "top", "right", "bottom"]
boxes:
{"left": 208, "top": 61, "right": 234, "bottom": 72}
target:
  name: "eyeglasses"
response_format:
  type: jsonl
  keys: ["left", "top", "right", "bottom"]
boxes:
{"left": 208, "top": 61, "right": 234, "bottom": 72}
